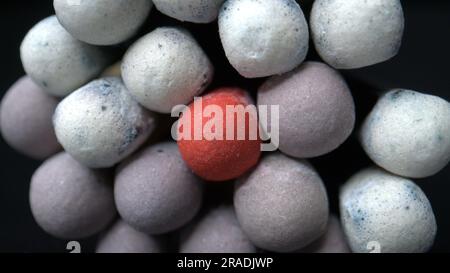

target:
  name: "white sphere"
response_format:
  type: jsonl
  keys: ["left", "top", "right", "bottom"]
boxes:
{"left": 20, "top": 16, "right": 109, "bottom": 97}
{"left": 122, "top": 27, "right": 213, "bottom": 113}
{"left": 310, "top": 0, "right": 404, "bottom": 69}
{"left": 218, "top": 0, "right": 309, "bottom": 78}
{"left": 54, "top": 0, "right": 153, "bottom": 45}
{"left": 153, "top": 0, "right": 224, "bottom": 23}
{"left": 53, "top": 77, "right": 157, "bottom": 168}
{"left": 340, "top": 168, "right": 437, "bottom": 253}
{"left": 360, "top": 89, "right": 450, "bottom": 178}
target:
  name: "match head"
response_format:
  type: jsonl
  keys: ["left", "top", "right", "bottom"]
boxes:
{"left": 122, "top": 27, "right": 214, "bottom": 113}
{"left": 179, "top": 206, "right": 257, "bottom": 253}
{"left": 258, "top": 61, "right": 355, "bottom": 159}
{"left": 219, "top": 0, "right": 309, "bottom": 78}
{"left": 96, "top": 220, "right": 165, "bottom": 253}
{"left": 299, "top": 215, "right": 350, "bottom": 253}
{"left": 360, "top": 89, "right": 450, "bottom": 178}
{"left": 115, "top": 142, "right": 204, "bottom": 234}
{"left": 54, "top": 0, "right": 153, "bottom": 45}
{"left": 340, "top": 167, "right": 437, "bottom": 253}
{"left": 30, "top": 152, "right": 116, "bottom": 239}
{"left": 153, "top": 0, "right": 225, "bottom": 23}
{"left": 53, "top": 77, "right": 156, "bottom": 168}
{"left": 1, "top": 76, "right": 60, "bottom": 159}
{"left": 234, "top": 152, "right": 329, "bottom": 252}
{"left": 20, "top": 16, "right": 110, "bottom": 97}
{"left": 311, "top": 0, "right": 404, "bottom": 69}
{"left": 177, "top": 87, "right": 262, "bottom": 181}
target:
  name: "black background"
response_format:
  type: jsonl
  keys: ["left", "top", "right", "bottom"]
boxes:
{"left": 0, "top": 0, "right": 449, "bottom": 253}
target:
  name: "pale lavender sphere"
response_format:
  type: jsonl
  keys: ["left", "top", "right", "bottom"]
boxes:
{"left": 234, "top": 153, "right": 329, "bottom": 252}
{"left": 96, "top": 220, "right": 164, "bottom": 253}
{"left": 0, "top": 76, "right": 60, "bottom": 159}
{"left": 115, "top": 142, "right": 203, "bottom": 235}
{"left": 258, "top": 61, "right": 355, "bottom": 158}
{"left": 180, "top": 206, "right": 257, "bottom": 253}
{"left": 300, "top": 215, "right": 351, "bottom": 253}
{"left": 30, "top": 152, "right": 116, "bottom": 239}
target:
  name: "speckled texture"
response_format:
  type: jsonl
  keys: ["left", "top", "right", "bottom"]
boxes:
{"left": 54, "top": 0, "right": 152, "bottom": 45}
{"left": 218, "top": 0, "right": 309, "bottom": 78}
{"left": 300, "top": 215, "right": 350, "bottom": 253}
{"left": 234, "top": 153, "right": 329, "bottom": 252}
{"left": 53, "top": 77, "right": 156, "bottom": 168}
{"left": 96, "top": 220, "right": 164, "bottom": 253}
{"left": 311, "top": 0, "right": 404, "bottom": 69}
{"left": 177, "top": 88, "right": 261, "bottom": 181}
{"left": 360, "top": 89, "right": 450, "bottom": 178}
{"left": 115, "top": 142, "right": 203, "bottom": 234}
{"left": 180, "top": 206, "right": 257, "bottom": 253}
{"left": 258, "top": 62, "right": 355, "bottom": 158}
{"left": 29, "top": 152, "right": 116, "bottom": 239}
{"left": 0, "top": 76, "right": 60, "bottom": 159}
{"left": 122, "top": 27, "right": 213, "bottom": 113}
{"left": 340, "top": 168, "right": 437, "bottom": 253}
{"left": 153, "top": 0, "right": 224, "bottom": 23}
{"left": 20, "top": 16, "right": 109, "bottom": 97}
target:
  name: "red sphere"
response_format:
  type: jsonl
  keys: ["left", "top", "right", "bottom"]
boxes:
{"left": 177, "top": 87, "right": 261, "bottom": 181}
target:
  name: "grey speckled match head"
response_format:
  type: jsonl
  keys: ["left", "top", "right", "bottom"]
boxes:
{"left": 311, "top": 0, "right": 404, "bottom": 69}
{"left": 180, "top": 206, "right": 257, "bottom": 253}
{"left": 0, "top": 76, "right": 60, "bottom": 159}
{"left": 29, "top": 152, "right": 116, "bottom": 239}
{"left": 53, "top": 77, "right": 156, "bottom": 168}
{"left": 54, "top": 0, "right": 152, "bottom": 45}
{"left": 20, "top": 16, "right": 110, "bottom": 97}
{"left": 153, "top": 0, "right": 225, "bottom": 23}
{"left": 258, "top": 61, "right": 355, "bottom": 158}
{"left": 300, "top": 215, "right": 350, "bottom": 253}
{"left": 115, "top": 142, "right": 203, "bottom": 235}
{"left": 234, "top": 153, "right": 329, "bottom": 252}
{"left": 122, "top": 27, "right": 213, "bottom": 113}
{"left": 340, "top": 168, "right": 437, "bottom": 253}
{"left": 360, "top": 89, "right": 450, "bottom": 178}
{"left": 218, "top": 0, "right": 309, "bottom": 78}
{"left": 96, "top": 220, "right": 164, "bottom": 253}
